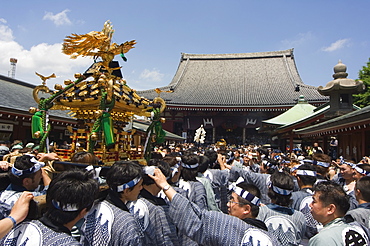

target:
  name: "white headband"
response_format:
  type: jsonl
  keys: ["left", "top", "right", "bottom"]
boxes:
{"left": 181, "top": 162, "right": 199, "bottom": 169}
{"left": 52, "top": 200, "right": 79, "bottom": 212}
{"left": 232, "top": 186, "right": 260, "bottom": 206}
{"left": 355, "top": 165, "right": 370, "bottom": 175}
{"left": 296, "top": 169, "right": 317, "bottom": 177}
{"left": 116, "top": 177, "right": 142, "bottom": 192}
{"left": 85, "top": 165, "right": 102, "bottom": 181}
{"left": 290, "top": 164, "right": 302, "bottom": 173}
{"left": 339, "top": 156, "right": 355, "bottom": 168}
{"left": 11, "top": 157, "right": 45, "bottom": 176}
{"left": 171, "top": 163, "right": 180, "bottom": 177}
{"left": 267, "top": 181, "right": 292, "bottom": 195}
{"left": 228, "top": 177, "right": 261, "bottom": 206}
{"left": 305, "top": 159, "right": 331, "bottom": 168}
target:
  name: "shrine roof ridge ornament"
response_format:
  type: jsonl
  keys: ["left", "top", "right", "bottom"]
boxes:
{"left": 181, "top": 49, "right": 294, "bottom": 60}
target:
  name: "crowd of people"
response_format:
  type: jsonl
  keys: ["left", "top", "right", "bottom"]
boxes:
{"left": 0, "top": 139, "right": 370, "bottom": 245}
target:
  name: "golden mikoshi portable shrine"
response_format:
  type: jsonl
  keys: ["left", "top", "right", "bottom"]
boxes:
{"left": 30, "top": 21, "right": 166, "bottom": 164}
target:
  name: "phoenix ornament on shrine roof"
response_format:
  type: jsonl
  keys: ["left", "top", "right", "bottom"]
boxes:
{"left": 62, "top": 20, "right": 136, "bottom": 71}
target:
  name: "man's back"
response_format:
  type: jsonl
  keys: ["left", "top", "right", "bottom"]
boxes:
{"left": 345, "top": 203, "right": 370, "bottom": 229}
{"left": 81, "top": 200, "right": 143, "bottom": 246}
{"left": 0, "top": 220, "right": 80, "bottom": 246}
{"left": 257, "top": 204, "right": 306, "bottom": 245}
{"left": 308, "top": 218, "right": 369, "bottom": 246}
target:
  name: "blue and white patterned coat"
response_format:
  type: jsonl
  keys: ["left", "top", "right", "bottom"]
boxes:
{"left": 345, "top": 203, "right": 370, "bottom": 229}
{"left": 80, "top": 200, "right": 143, "bottom": 246}
{"left": 257, "top": 204, "right": 306, "bottom": 246}
{"left": 308, "top": 218, "right": 370, "bottom": 246}
{"left": 203, "top": 169, "right": 230, "bottom": 213}
{"left": 178, "top": 179, "right": 208, "bottom": 210}
{"left": 0, "top": 183, "right": 48, "bottom": 212}
{"left": 0, "top": 220, "right": 80, "bottom": 246}
{"left": 196, "top": 173, "right": 221, "bottom": 211}
{"left": 169, "top": 193, "right": 281, "bottom": 246}
{"left": 229, "top": 166, "right": 271, "bottom": 204}
{"left": 291, "top": 188, "right": 321, "bottom": 239}
{"left": 128, "top": 197, "right": 180, "bottom": 246}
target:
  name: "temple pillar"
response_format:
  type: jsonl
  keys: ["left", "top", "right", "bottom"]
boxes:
{"left": 242, "top": 128, "right": 246, "bottom": 145}
{"left": 361, "top": 128, "right": 366, "bottom": 158}
{"left": 289, "top": 134, "right": 293, "bottom": 154}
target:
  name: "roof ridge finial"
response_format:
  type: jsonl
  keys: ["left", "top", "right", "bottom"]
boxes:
{"left": 298, "top": 95, "right": 307, "bottom": 104}
{"left": 333, "top": 60, "right": 348, "bottom": 79}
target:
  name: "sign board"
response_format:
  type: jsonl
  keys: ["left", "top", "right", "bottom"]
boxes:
{"left": 0, "top": 123, "right": 13, "bottom": 132}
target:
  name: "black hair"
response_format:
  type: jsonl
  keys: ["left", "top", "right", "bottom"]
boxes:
{"left": 71, "top": 151, "right": 99, "bottom": 165}
{"left": 8, "top": 155, "right": 39, "bottom": 186}
{"left": 168, "top": 151, "right": 181, "bottom": 158}
{"left": 312, "top": 153, "right": 331, "bottom": 176}
{"left": 356, "top": 176, "right": 370, "bottom": 202}
{"left": 142, "top": 159, "right": 171, "bottom": 186}
{"left": 106, "top": 161, "right": 143, "bottom": 192}
{"left": 180, "top": 154, "right": 199, "bottom": 181}
{"left": 236, "top": 182, "right": 261, "bottom": 218}
{"left": 264, "top": 159, "right": 279, "bottom": 174}
{"left": 234, "top": 150, "right": 241, "bottom": 155}
{"left": 175, "top": 144, "right": 183, "bottom": 150}
{"left": 268, "top": 171, "right": 294, "bottom": 207}
{"left": 183, "top": 147, "right": 198, "bottom": 156}
{"left": 163, "top": 155, "right": 178, "bottom": 167}
{"left": 297, "top": 163, "right": 317, "bottom": 186}
{"left": 197, "top": 155, "right": 210, "bottom": 173}
{"left": 204, "top": 149, "right": 218, "bottom": 166}
{"left": 356, "top": 164, "right": 370, "bottom": 174}
{"left": 313, "top": 181, "right": 350, "bottom": 216}
{"left": 257, "top": 148, "right": 269, "bottom": 156}
{"left": 281, "top": 166, "right": 291, "bottom": 173}
{"left": 151, "top": 152, "right": 163, "bottom": 160}
{"left": 163, "top": 147, "right": 172, "bottom": 155}
{"left": 44, "top": 170, "right": 99, "bottom": 225}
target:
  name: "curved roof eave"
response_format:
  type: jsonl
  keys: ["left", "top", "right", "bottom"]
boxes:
{"left": 137, "top": 49, "right": 328, "bottom": 106}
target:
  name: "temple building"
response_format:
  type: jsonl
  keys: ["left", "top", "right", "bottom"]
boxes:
{"left": 138, "top": 49, "right": 328, "bottom": 144}
{"left": 261, "top": 61, "right": 368, "bottom": 161}
{"left": 295, "top": 61, "right": 367, "bottom": 161}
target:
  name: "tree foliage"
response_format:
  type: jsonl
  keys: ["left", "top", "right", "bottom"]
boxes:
{"left": 353, "top": 58, "right": 370, "bottom": 108}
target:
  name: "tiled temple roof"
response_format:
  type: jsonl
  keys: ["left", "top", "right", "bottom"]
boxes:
{"left": 294, "top": 104, "right": 370, "bottom": 136}
{"left": 138, "top": 49, "right": 328, "bottom": 110}
{"left": 0, "top": 74, "right": 74, "bottom": 120}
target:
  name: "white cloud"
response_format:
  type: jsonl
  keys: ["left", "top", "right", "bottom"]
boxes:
{"left": 0, "top": 18, "right": 14, "bottom": 42}
{"left": 43, "top": 9, "right": 72, "bottom": 26}
{"left": 0, "top": 20, "right": 91, "bottom": 87}
{"left": 322, "top": 39, "right": 350, "bottom": 52}
{"left": 139, "top": 69, "right": 164, "bottom": 82}
{"left": 281, "top": 32, "right": 313, "bottom": 48}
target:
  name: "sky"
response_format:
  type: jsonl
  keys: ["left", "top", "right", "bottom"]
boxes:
{"left": 0, "top": 1, "right": 369, "bottom": 91}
